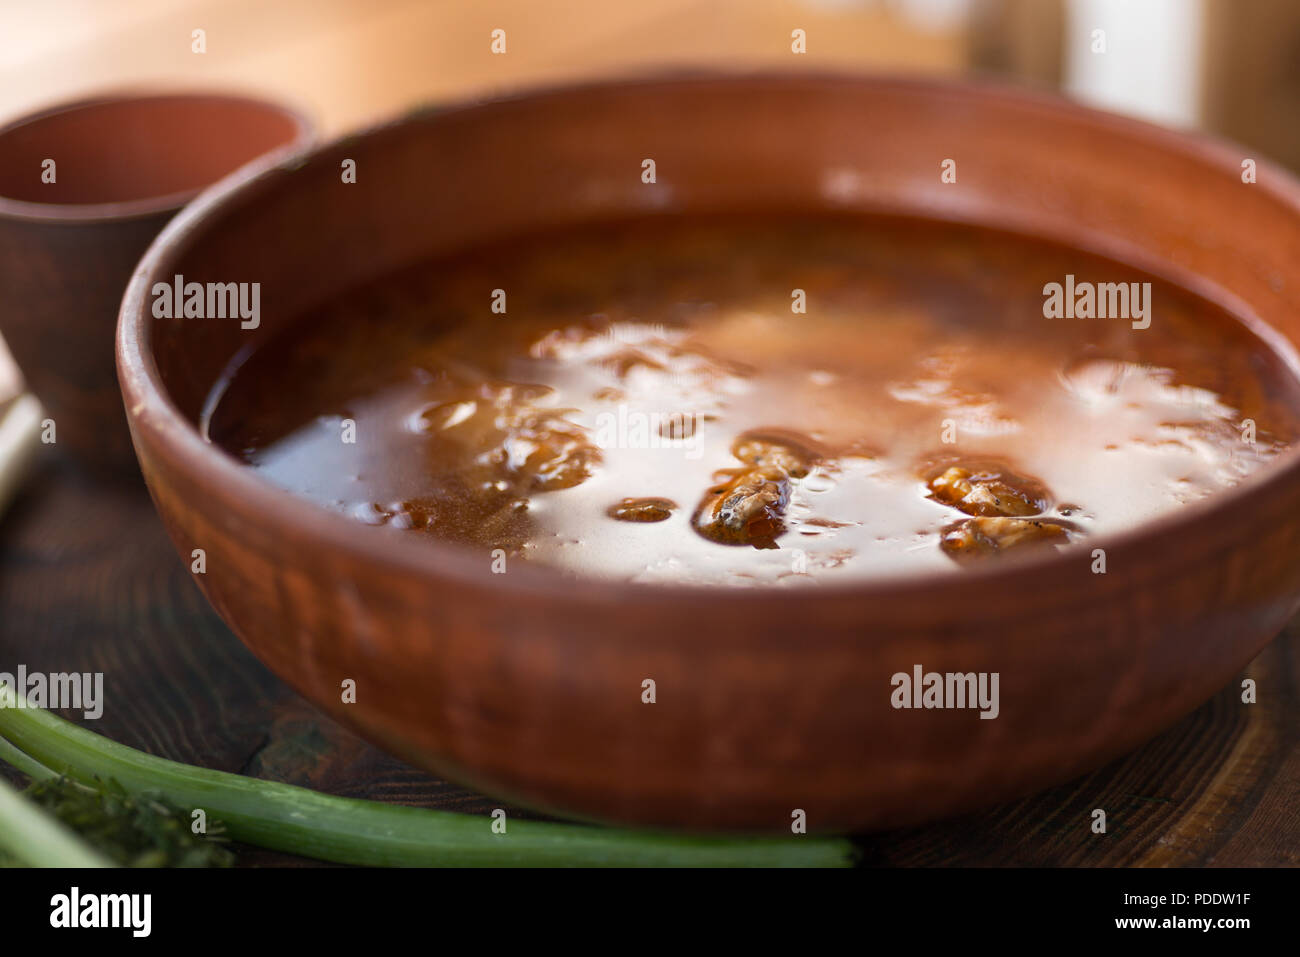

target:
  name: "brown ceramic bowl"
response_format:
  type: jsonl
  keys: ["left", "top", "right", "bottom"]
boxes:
{"left": 0, "top": 92, "right": 312, "bottom": 475}
{"left": 117, "top": 74, "right": 1300, "bottom": 833}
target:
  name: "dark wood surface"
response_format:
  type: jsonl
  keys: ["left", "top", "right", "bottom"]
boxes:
{"left": 1, "top": 452, "right": 1296, "bottom": 866}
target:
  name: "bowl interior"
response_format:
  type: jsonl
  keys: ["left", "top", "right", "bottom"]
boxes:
{"left": 0, "top": 93, "right": 310, "bottom": 214}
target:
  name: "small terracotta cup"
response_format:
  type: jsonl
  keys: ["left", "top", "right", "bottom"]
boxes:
{"left": 0, "top": 92, "right": 311, "bottom": 476}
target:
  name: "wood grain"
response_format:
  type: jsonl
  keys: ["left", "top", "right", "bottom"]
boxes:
{"left": 0, "top": 454, "right": 1295, "bottom": 865}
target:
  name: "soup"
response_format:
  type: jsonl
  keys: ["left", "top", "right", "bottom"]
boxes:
{"left": 204, "top": 215, "right": 1300, "bottom": 585}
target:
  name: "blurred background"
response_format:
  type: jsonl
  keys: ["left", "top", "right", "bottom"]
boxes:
{"left": 1, "top": 0, "right": 1298, "bottom": 394}
{"left": 2, "top": 0, "right": 1298, "bottom": 150}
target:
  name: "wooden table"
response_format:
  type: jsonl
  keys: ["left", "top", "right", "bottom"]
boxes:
{"left": 1, "top": 452, "right": 1295, "bottom": 866}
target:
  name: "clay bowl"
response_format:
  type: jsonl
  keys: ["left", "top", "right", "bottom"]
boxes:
{"left": 118, "top": 74, "right": 1300, "bottom": 833}
{"left": 0, "top": 92, "right": 311, "bottom": 476}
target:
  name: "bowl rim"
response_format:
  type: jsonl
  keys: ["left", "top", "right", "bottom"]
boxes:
{"left": 0, "top": 89, "right": 314, "bottom": 224}
{"left": 116, "top": 69, "right": 1300, "bottom": 606}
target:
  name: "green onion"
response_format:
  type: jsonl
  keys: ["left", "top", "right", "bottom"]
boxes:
{"left": 0, "top": 729, "right": 54, "bottom": 781}
{"left": 0, "top": 774, "right": 112, "bottom": 868}
{"left": 0, "top": 684, "right": 853, "bottom": 867}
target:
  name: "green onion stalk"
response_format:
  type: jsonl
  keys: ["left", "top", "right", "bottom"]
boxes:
{"left": 0, "top": 773, "right": 111, "bottom": 867}
{"left": 0, "top": 683, "right": 853, "bottom": 867}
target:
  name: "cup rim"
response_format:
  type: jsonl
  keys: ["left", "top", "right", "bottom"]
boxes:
{"left": 0, "top": 89, "right": 314, "bottom": 224}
